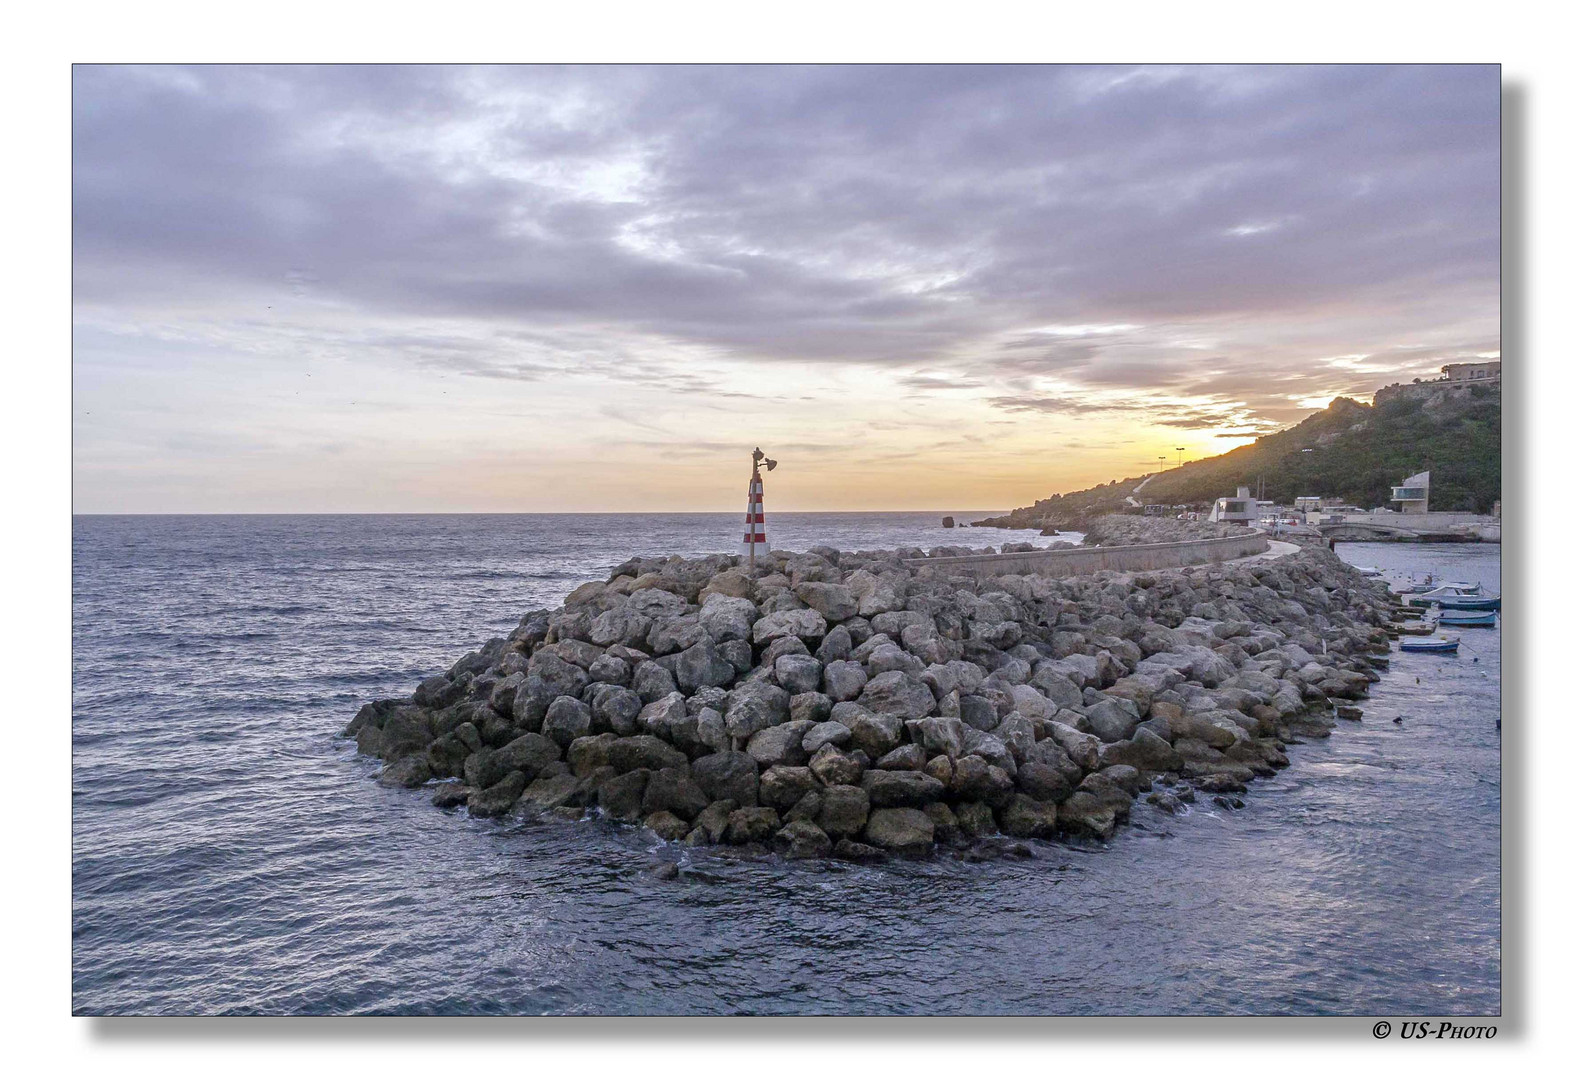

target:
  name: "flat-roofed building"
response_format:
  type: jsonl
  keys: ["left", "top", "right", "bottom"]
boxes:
{"left": 1209, "top": 486, "right": 1258, "bottom": 525}
{"left": 1441, "top": 361, "right": 1501, "bottom": 383}
{"left": 1391, "top": 470, "right": 1430, "bottom": 514}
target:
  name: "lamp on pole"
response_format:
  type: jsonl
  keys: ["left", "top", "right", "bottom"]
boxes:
{"left": 744, "top": 447, "right": 778, "bottom": 575}
{"left": 1175, "top": 446, "right": 1185, "bottom": 467}
{"left": 1159, "top": 456, "right": 1167, "bottom": 471}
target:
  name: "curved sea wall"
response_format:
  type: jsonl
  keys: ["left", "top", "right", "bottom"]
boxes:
{"left": 344, "top": 540, "right": 1393, "bottom": 862}
{"left": 908, "top": 529, "right": 1269, "bottom": 579}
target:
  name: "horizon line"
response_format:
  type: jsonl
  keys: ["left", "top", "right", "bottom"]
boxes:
{"left": 70, "top": 508, "right": 1008, "bottom": 517}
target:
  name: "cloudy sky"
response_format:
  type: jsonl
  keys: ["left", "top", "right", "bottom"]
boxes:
{"left": 72, "top": 64, "right": 1499, "bottom": 513}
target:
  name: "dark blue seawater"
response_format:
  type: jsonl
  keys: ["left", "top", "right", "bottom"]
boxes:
{"left": 71, "top": 518, "right": 1500, "bottom": 1015}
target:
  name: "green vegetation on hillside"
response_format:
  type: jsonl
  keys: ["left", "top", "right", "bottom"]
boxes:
{"left": 976, "top": 383, "right": 1500, "bottom": 530}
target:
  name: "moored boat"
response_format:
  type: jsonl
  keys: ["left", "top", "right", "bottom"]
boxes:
{"left": 1436, "top": 610, "right": 1497, "bottom": 627}
{"left": 1412, "top": 584, "right": 1501, "bottom": 610}
{"left": 1399, "top": 637, "right": 1461, "bottom": 654}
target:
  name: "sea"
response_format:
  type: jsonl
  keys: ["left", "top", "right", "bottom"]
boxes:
{"left": 71, "top": 516, "right": 1501, "bottom": 1015}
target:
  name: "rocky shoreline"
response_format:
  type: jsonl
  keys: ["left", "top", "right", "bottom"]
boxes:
{"left": 344, "top": 538, "right": 1394, "bottom": 863}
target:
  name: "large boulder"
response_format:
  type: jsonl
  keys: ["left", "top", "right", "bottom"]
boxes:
{"left": 846, "top": 712, "right": 905, "bottom": 759}
{"left": 816, "top": 784, "right": 871, "bottom": 837}
{"left": 566, "top": 733, "right": 616, "bottom": 777}
{"left": 774, "top": 654, "right": 824, "bottom": 695}
{"left": 528, "top": 651, "right": 590, "bottom": 700}
{"left": 1084, "top": 697, "right": 1140, "bottom": 743}
{"left": 1057, "top": 791, "right": 1118, "bottom": 841}
{"left": 725, "top": 681, "right": 791, "bottom": 740}
{"left": 688, "top": 799, "right": 737, "bottom": 844}
{"left": 955, "top": 800, "right": 996, "bottom": 838}
{"left": 858, "top": 671, "right": 937, "bottom": 719}
{"left": 759, "top": 765, "right": 822, "bottom": 811}
{"left": 822, "top": 660, "right": 869, "bottom": 703}
{"left": 637, "top": 691, "right": 688, "bottom": 738}
{"left": 998, "top": 793, "right": 1057, "bottom": 839}
{"left": 378, "top": 707, "right": 434, "bottom": 761}
{"left": 1030, "top": 668, "right": 1084, "bottom": 710}
{"left": 674, "top": 638, "right": 735, "bottom": 693}
{"left": 632, "top": 660, "right": 679, "bottom": 704}
{"left": 815, "top": 624, "right": 854, "bottom": 664}
{"left": 866, "top": 643, "right": 925, "bottom": 678}
{"left": 468, "top": 771, "right": 529, "bottom": 817}
{"left": 1098, "top": 728, "right": 1183, "bottom": 772}
{"left": 598, "top": 769, "right": 650, "bottom": 821}
{"left": 746, "top": 719, "right": 815, "bottom": 768}
{"left": 542, "top": 696, "right": 594, "bottom": 747}
{"left": 699, "top": 569, "right": 754, "bottom": 603}
{"left": 803, "top": 720, "right": 852, "bottom": 754}
{"left": 795, "top": 581, "right": 858, "bottom": 623}
{"left": 608, "top": 734, "right": 688, "bottom": 773}
{"left": 808, "top": 743, "right": 865, "bottom": 787}
{"left": 1046, "top": 721, "right": 1102, "bottom": 771}
{"left": 1016, "top": 760, "right": 1076, "bottom": 803}
{"left": 517, "top": 772, "right": 582, "bottom": 812}
{"left": 863, "top": 807, "right": 934, "bottom": 855}
{"left": 950, "top": 755, "right": 1015, "bottom": 806}
{"left": 647, "top": 615, "right": 706, "bottom": 656}
{"left": 413, "top": 675, "right": 464, "bottom": 710}
{"left": 725, "top": 806, "right": 781, "bottom": 844}
{"left": 775, "top": 819, "right": 833, "bottom": 859}
{"left": 495, "top": 731, "right": 563, "bottom": 778}
{"left": 379, "top": 755, "right": 431, "bottom": 788}
{"left": 641, "top": 767, "right": 711, "bottom": 819}
{"left": 696, "top": 594, "right": 757, "bottom": 644}
{"left": 789, "top": 692, "right": 833, "bottom": 726}
{"left": 589, "top": 606, "right": 652, "bottom": 650}
{"left": 692, "top": 751, "right": 760, "bottom": 806}
{"left": 904, "top": 716, "right": 966, "bottom": 759}
{"left": 591, "top": 685, "right": 643, "bottom": 736}
{"left": 753, "top": 608, "right": 828, "bottom": 646}
{"left": 861, "top": 769, "right": 947, "bottom": 808}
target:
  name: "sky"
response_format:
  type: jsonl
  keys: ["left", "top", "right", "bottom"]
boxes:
{"left": 71, "top": 64, "right": 1500, "bottom": 513}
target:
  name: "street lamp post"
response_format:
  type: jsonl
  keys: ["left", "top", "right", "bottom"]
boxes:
{"left": 1159, "top": 456, "right": 1167, "bottom": 471}
{"left": 1176, "top": 446, "right": 1185, "bottom": 467}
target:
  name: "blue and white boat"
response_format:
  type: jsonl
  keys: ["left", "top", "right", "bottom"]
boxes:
{"left": 1412, "top": 584, "right": 1501, "bottom": 610}
{"left": 1399, "top": 637, "right": 1461, "bottom": 654}
{"left": 1436, "top": 610, "right": 1497, "bottom": 627}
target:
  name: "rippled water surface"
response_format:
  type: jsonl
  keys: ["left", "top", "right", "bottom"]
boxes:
{"left": 72, "top": 517, "right": 1500, "bottom": 1015}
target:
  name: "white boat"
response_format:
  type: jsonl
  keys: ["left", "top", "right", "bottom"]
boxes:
{"left": 1412, "top": 584, "right": 1501, "bottom": 611}
{"left": 1399, "top": 637, "right": 1460, "bottom": 654}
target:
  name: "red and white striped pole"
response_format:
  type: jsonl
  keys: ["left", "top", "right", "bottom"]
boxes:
{"left": 743, "top": 447, "right": 776, "bottom": 574}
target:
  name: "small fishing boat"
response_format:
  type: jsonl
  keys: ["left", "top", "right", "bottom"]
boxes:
{"left": 1412, "top": 584, "right": 1501, "bottom": 610}
{"left": 1399, "top": 637, "right": 1461, "bottom": 654}
{"left": 1436, "top": 610, "right": 1497, "bottom": 627}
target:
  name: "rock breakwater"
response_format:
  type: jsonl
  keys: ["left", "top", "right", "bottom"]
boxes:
{"left": 344, "top": 541, "right": 1393, "bottom": 862}
{"left": 1079, "top": 516, "right": 1244, "bottom": 547}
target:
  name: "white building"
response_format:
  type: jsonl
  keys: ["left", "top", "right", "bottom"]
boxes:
{"left": 1391, "top": 470, "right": 1430, "bottom": 514}
{"left": 1209, "top": 486, "right": 1258, "bottom": 525}
{"left": 1440, "top": 361, "right": 1501, "bottom": 384}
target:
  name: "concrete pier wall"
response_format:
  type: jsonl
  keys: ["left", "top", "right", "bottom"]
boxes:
{"left": 906, "top": 530, "right": 1270, "bottom": 578}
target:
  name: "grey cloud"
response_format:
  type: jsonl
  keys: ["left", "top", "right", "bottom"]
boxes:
{"left": 73, "top": 64, "right": 1499, "bottom": 433}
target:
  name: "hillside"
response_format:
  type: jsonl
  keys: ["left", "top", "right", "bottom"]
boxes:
{"left": 975, "top": 381, "right": 1500, "bottom": 530}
